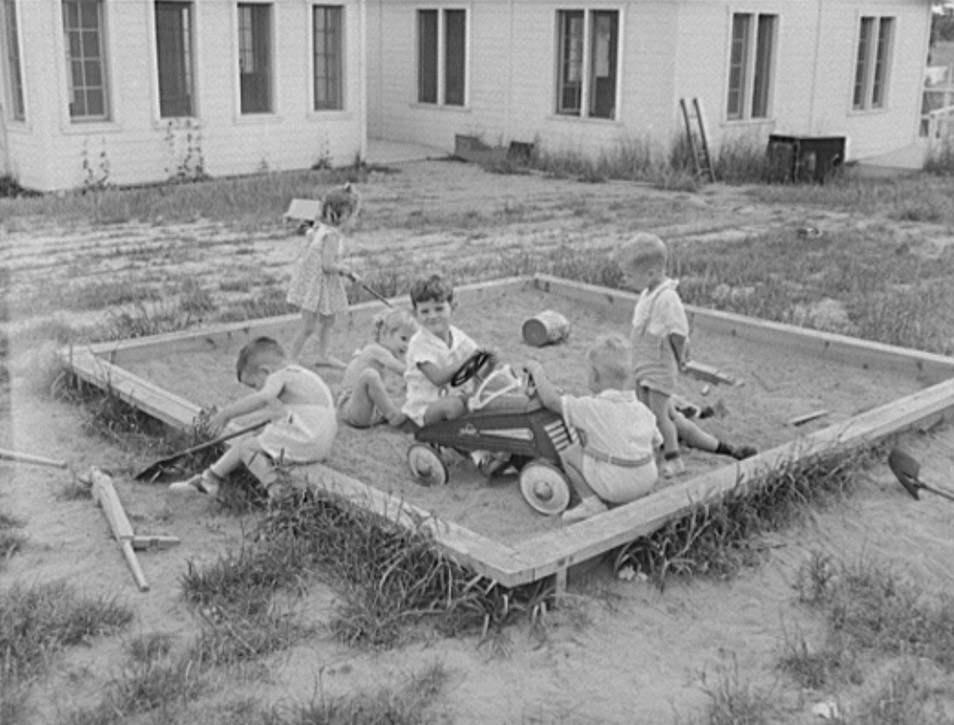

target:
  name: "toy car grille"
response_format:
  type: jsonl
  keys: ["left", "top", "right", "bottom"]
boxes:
{"left": 543, "top": 419, "right": 574, "bottom": 451}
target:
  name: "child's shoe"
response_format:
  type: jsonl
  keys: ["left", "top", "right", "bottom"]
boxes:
{"left": 661, "top": 455, "right": 686, "bottom": 479}
{"left": 732, "top": 444, "right": 758, "bottom": 460}
{"left": 561, "top": 497, "right": 608, "bottom": 523}
{"left": 169, "top": 470, "right": 222, "bottom": 496}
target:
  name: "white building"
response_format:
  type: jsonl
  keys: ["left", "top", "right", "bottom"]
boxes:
{"left": 0, "top": 0, "right": 934, "bottom": 191}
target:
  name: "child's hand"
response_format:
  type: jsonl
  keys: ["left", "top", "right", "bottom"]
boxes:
{"left": 524, "top": 360, "right": 545, "bottom": 381}
{"left": 208, "top": 411, "right": 229, "bottom": 436}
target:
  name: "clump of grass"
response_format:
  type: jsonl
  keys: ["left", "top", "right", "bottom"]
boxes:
{"left": 697, "top": 658, "right": 782, "bottom": 725}
{"left": 616, "top": 444, "right": 875, "bottom": 586}
{"left": 850, "top": 660, "right": 954, "bottom": 725}
{"left": 0, "top": 510, "right": 27, "bottom": 566}
{"left": 190, "top": 609, "right": 313, "bottom": 667}
{"left": 0, "top": 581, "right": 133, "bottom": 681}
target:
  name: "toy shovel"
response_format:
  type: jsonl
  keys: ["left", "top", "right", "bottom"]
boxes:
{"left": 888, "top": 448, "right": 954, "bottom": 502}
{"left": 134, "top": 421, "right": 267, "bottom": 482}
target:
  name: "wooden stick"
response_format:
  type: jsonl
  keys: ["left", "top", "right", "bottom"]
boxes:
{"left": 130, "top": 534, "right": 180, "bottom": 551}
{"left": 90, "top": 468, "right": 149, "bottom": 592}
{"left": 788, "top": 410, "right": 830, "bottom": 427}
{"left": 683, "top": 361, "right": 742, "bottom": 387}
{"left": 0, "top": 448, "right": 68, "bottom": 469}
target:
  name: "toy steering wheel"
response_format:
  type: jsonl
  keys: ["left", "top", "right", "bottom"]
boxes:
{"left": 450, "top": 350, "right": 493, "bottom": 388}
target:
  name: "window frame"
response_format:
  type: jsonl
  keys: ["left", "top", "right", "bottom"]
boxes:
{"left": 62, "top": 0, "right": 110, "bottom": 122}
{"left": 725, "top": 11, "right": 777, "bottom": 122}
{"left": 237, "top": 1, "right": 273, "bottom": 115}
{"left": 852, "top": 15, "right": 894, "bottom": 112}
{"left": 416, "top": 7, "right": 467, "bottom": 108}
{"left": 554, "top": 8, "right": 620, "bottom": 121}
{"left": 154, "top": 0, "right": 195, "bottom": 119}
{"left": 312, "top": 4, "right": 343, "bottom": 111}
{"left": 1, "top": 0, "right": 25, "bottom": 121}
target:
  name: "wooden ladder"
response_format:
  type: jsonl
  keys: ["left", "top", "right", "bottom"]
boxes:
{"left": 680, "top": 98, "right": 715, "bottom": 182}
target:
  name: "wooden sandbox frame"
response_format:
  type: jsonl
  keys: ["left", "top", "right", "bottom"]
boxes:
{"left": 61, "top": 275, "right": 954, "bottom": 593}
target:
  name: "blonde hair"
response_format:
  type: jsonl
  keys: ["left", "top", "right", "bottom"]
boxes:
{"left": 586, "top": 334, "right": 633, "bottom": 385}
{"left": 372, "top": 308, "right": 418, "bottom": 342}
{"left": 318, "top": 182, "right": 360, "bottom": 226}
{"left": 617, "top": 232, "right": 668, "bottom": 271}
{"left": 236, "top": 337, "right": 285, "bottom": 381}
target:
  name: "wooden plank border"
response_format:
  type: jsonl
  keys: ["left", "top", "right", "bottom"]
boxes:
{"left": 59, "top": 274, "right": 954, "bottom": 592}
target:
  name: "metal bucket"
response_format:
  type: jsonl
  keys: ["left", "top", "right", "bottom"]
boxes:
{"left": 522, "top": 310, "right": 571, "bottom": 347}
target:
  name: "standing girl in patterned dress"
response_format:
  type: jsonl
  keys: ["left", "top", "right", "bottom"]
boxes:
{"left": 286, "top": 183, "right": 361, "bottom": 369}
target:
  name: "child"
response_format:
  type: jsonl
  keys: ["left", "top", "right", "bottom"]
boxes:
{"left": 286, "top": 183, "right": 361, "bottom": 369}
{"left": 526, "top": 335, "right": 662, "bottom": 523}
{"left": 337, "top": 308, "right": 418, "bottom": 428}
{"left": 169, "top": 337, "right": 337, "bottom": 498}
{"left": 401, "top": 273, "right": 507, "bottom": 473}
{"left": 401, "top": 273, "right": 483, "bottom": 427}
{"left": 618, "top": 233, "right": 756, "bottom": 478}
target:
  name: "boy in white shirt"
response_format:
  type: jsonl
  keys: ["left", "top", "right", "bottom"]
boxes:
{"left": 526, "top": 335, "right": 661, "bottom": 522}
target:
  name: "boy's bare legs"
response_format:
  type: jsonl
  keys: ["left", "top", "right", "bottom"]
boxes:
{"left": 559, "top": 445, "right": 608, "bottom": 521}
{"left": 672, "top": 406, "right": 758, "bottom": 460}
{"left": 349, "top": 369, "right": 406, "bottom": 426}
{"left": 422, "top": 396, "right": 467, "bottom": 425}
{"left": 170, "top": 436, "right": 263, "bottom": 496}
{"left": 647, "top": 388, "right": 684, "bottom": 477}
{"left": 289, "top": 309, "right": 319, "bottom": 363}
{"left": 315, "top": 313, "right": 345, "bottom": 368}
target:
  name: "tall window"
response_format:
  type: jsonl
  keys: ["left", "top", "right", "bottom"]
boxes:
{"left": 2, "top": 0, "right": 25, "bottom": 120}
{"left": 313, "top": 5, "right": 342, "bottom": 110}
{"left": 238, "top": 3, "right": 272, "bottom": 114}
{"left": 853, "top": 16, "right": 894, "bottom": 111}
{"left": 62, "top": 0, "right": 109, "bottom": 120}
{"left": 556, "top": 9, "right": 618, "bottom": 120}
{"left": 417, "top": 8, "right": 466, "bottom": 107}
{"left": 726, "top": 13, "right": 776, "bottom": 121}
{"left": 155, "top": 1, "right": 194, "bottom": 117}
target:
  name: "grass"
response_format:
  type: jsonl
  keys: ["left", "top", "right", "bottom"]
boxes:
{"left": 0, "top": 509, "right": 27, "bottom": 567}
{"left": 615, "top": 443, "right": 876, "bottom": 586}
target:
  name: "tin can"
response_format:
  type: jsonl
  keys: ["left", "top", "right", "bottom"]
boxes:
{"left": 522, "top": 310, "right": 571, "bottom": 347}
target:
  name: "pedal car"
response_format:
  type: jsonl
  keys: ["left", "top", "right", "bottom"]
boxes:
{"left": 406, "top": 351, "right": 576, "bottom": 515}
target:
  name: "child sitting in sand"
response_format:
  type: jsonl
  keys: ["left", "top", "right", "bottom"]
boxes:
{"left": 619, "top": 233, "right": 756, "bottom": 477}
{"left": 526, "top": 335, "right": 662, "bottom": 522}
{"left": 337, "top": 308, "right": 418, "bottom": 428}
{"left": 170, "top": 337, "right": 337, "bottom": 499}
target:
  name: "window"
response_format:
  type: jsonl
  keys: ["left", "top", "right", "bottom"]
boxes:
{"left": 155, "top": 1, "right": 194, "bottom": 118}
{"left": 853, "top": 16, "right": 894, "bottom": 111}
{"left": 62, "top": 0, "right": 109, "bottom": 120}
{"left": 726, "top": 13, "right": 776, "bottom": 121}
{"left": 2, "top": 0, "right": 25, "bottom": 120}
{"left": 556, "top": 10, "right": 618, "bottom": 120}
{"left": 313, "top": 5, "right": 342, "bottom": 110}
{"left": 238, "top": 3, "right": 272, "bottom": 114}
{"left": 417, "top": 8, "right": 466, "bottom": 107}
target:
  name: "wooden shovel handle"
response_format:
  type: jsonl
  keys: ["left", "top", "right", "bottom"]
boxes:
{"left": 0, "top": 448, "right": 68, "bottom": 469}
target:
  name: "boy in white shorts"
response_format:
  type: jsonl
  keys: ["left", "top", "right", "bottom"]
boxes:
{"left": 525, "top": 334, "right": 661, "bottom": 522}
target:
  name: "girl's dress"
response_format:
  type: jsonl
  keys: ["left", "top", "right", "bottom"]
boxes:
{"left": 286, "top": 223, "right": 349, "bottom": 315}
{"left": 630, "top": 277, "right": 689, "bottom": 396}
{"left": 257, "top": 365, "right": 338, "bottom": 463}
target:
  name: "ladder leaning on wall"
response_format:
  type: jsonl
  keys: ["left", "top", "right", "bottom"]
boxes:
{"left": 679, "top": 98, "right": 716, "bottom": 182}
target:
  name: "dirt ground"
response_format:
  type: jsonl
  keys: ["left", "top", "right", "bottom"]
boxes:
{"left": 3, "top": 161, "right": 954, "bottom": 724}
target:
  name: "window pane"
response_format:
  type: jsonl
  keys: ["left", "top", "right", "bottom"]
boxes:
{"left": 751, "top": 15, "right": 775, "bottom": 118}
{"left": 4, "top": 0, "right": 26, "bottom": 119}
{"left": 727, "top": 14, "right": 749, "bottom": 119}
{"left": 156, "top": 2, "right": 195, "bottom": 117}
{"left": 853, "top": 17, "right": 874, "bottom": 109}
{"left": 313, "top": 6, "right": 343, "bottom": 110}
{"left": 556, "top": 11, "right": 583, "bottom": 115}
{"left": 872, "top": 17, "right": 893, "bottom": 108}
{"left": 239, "top": 3, "right": 271, "bottom": 113}
{"left": 444, "top": 10, "right": 465, "bottom": 106}
{"left": 62, "top": 0, "right": 108, "bottom": 120}
{"left": 418, "top": 10, "right": 437, "bottom": 103}
{"left": 588, "top": 11, "right": 617, "bottom": 119}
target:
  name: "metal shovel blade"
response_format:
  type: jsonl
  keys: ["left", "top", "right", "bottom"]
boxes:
{"left": 888, "top": 448, "right": 954, "bottom": 503}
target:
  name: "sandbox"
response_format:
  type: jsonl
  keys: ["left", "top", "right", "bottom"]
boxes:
{"left": 62, "top": 275, "right": 954, "bottom": 592}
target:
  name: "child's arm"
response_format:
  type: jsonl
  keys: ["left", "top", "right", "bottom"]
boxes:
{"left": 319, "top": 229, "right": 358, "bottom": 280}
{"left": 209, "top": 377, "right": 284, "bottom": 432}
{"left": 525, "top": 361, "right": 563, "bottom": 414}
{"left": 369, "top": 344, "right": 406, "bottom": 375}
{"left": 416, "top": 359, "right": 460, "bottom": 387}
{"left": 669, "top": 333, "right": 689, "bottom": 370}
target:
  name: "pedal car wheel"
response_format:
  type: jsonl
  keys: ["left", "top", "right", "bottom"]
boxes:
{"left": 519, "top": 462, "right": 571, "bottom": 515}
{"left": 450, "top": 350, "right": 493, "bottom": 388}
{"left": 407, "top": 444, "right": 449, "bottom": 487}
